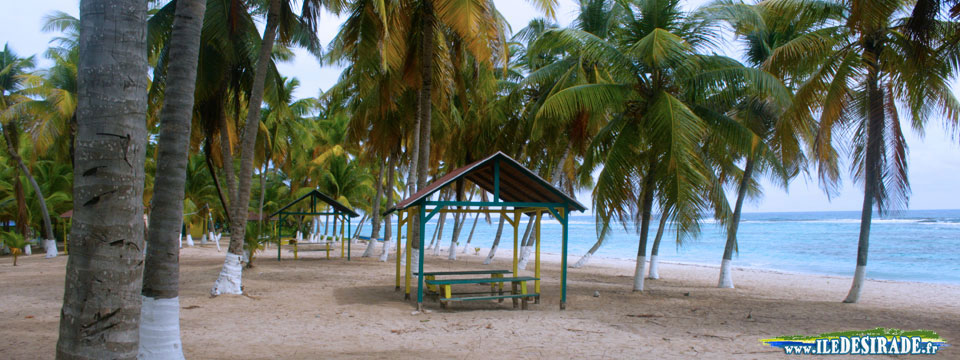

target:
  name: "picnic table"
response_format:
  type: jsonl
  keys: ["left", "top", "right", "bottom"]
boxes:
{"left": 415, "top": 270, "right": 538, "bottom": 309}
{"left": 283, "top": 238, "right": 333, "bottom": 259}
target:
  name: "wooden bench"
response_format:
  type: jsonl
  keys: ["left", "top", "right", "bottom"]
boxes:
{"left": 414, "top": 270, "right": 513, "bottom": 296}
{"left": 288, "top": 240, "right": 333, "bottom": 259}
{"left": 425, "top": 276, "right": 539, "bottom": 309}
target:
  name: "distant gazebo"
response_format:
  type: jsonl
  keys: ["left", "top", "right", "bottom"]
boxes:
{"left": 386, "top": 152, "right": 586, "bottom": 311}
{"left": 271, "top": 189, "right": 360, "bottom": 260}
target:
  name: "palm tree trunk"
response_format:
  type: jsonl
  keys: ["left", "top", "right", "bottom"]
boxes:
{"left": 139, "top": 0, "right": 204, "bottom": 357}
{"left": 363, "top": 158, "right": 385, "bottom": 257}
{"left": 430, "top": 211, "right": 447, "bottom": 255}
{"left": 204, "top": 142, "right": 231, "bottom": 222}
{"left": 718, "top": 158, "right": 753, "bottom": 288}
{"left": 411, "top": 4, "right": 435, "bottom": 264}
{"left": 844, "top": 49, "right": 884, "bottom": 304}
{"left": 258, "top": 161, "right": 267, "bottom": 233}
{"left": 212, "top": 0, "right": 281, "bottom": 296}
{"left": 379, "top": 152, "right": 397, "bottom": 262}
{"left": 633, "top": 168, "right": 656, "bottom": 292}
{"left": 572, "top": 231, "right": 604, "bottom": 268}
{"left": 517, "top": 214, "right": 536, "bottom": 269}
{"left": 447, "top": 192, "right": 474, "bottom": 260}
{"left": 461, "top": 212, "right": 481, "bottom": 254}
{"left": 482, "top": 217, "right": 506, "bottom": 265}
{"left": 218, "top": 114, "right": 237, "bottom": 226}
{"left": 13, "top": 174, "right": 27, "bottom": 237}
{"left": 2, "top": 124, "right": 57, "bottom": 256}
{"left": 647, "top": 213, "right": 669, "bottom": 279}
{"left": 57, "top": 0, "right": 149, "bottom": 357}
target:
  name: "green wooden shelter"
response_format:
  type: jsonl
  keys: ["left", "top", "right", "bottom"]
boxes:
{"left": 385, "top": 152, "right": 586, "bottom": 311}
{"left": 271, "top": 189, "right": 360, "bottom": 260}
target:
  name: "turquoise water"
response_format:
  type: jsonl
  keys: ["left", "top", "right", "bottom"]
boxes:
{"left": 354, "top": 209, "right": 960, "bottom": 284}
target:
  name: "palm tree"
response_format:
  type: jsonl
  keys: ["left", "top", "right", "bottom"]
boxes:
{"left": 138, "top": 0, "right": 206, "bottom": 357}
{"left": 537, "top": 0, "right": 789, "bottom": 292}
{"left": 775, "top": 0, "right": 960, "bottom": 303}
{"left": 705, "top": 0, "right": 833, "bottom": 288}
{"left": 56, "top": 0, "right": 149, "bottom": 358}
{"left": 215, "top": 0, "right": 342, "bottom": 296}
{"left": 0, "top": 44, "right": 60, "bottom": 258}
{"left": 2, "top": 231, "right": 27, "bottom": 266}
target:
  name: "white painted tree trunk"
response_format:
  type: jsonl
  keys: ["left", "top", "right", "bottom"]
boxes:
{"left": 44, "top": 239, "right": 57, "bottom": 258}
{"left": 844, "top": 265, "right": 866, "bottom": 303}
{"left": 573, "top": 252, "right": 592, "bottom": 268}
{"left": 24, "top": 244, "right": 31, "bottom": 255}
{"left": 461, "top": 212, "right": 480, "bottom": 254}
{"left": 185, "top": 234, "right": 194, "bottom": 247}
{"left": 447, "top": 239, "right": 457, "bottom": 260}
{"left": 483, "top": 217, "right": 506, "bottom": 265}
{"left": 138, "top": 296, "right": 185, "bottom": 360}
{"left": 210, "top": 253, "right": 243, "bottom": 295}
{"left": 632, "top": 255, "right": 646, "bottom": 292}
{"left": 178, "top": 232, "right": 182, "bottom": 249}
{"left": 718, "top": 259, "right": 734, "bottom": 288}
{"left": 572, "top": 222, "right": 609, "bottom": 268}
{"left": 647, "top": 255, "right": 660, "bottom": 279}
{"left": 410, "top": 249, "right": 420, "bottom": 270}
{"left": 213, "top": 233, "right": 221, "bottom": 252}
{"left": 379, "top": 238, "right": 391, "bottom": 262}
{"left": 517, "top": 246, "right": 533, "bottom": 270}
{"left": 200, "top": 233, "right": 207, "bottom": 245}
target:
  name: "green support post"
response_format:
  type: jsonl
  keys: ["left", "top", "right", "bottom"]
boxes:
{"left": 347, "top": 215, "right": 351, "bottom": 260}
{"left": 277, "top": 215, "right": 283, "bottom": 261}
{"left": 560, "top": 205, "right": 569, "bottom": 310}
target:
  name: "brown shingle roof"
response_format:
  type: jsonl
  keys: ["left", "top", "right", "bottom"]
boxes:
{"left": 388, "top": 152, "right": 586, "bottom": 214}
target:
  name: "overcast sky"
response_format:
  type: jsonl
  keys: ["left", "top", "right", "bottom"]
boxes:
{"left": 3, "top": 0, "right": 959, "bottom": 214}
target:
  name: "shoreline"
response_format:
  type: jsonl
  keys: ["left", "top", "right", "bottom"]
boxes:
{"left": 476, "top": 244, "right": 960, "bottom": 287}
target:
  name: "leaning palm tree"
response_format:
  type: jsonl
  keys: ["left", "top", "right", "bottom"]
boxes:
{"left": 774, "top": 0, "right": 960, "bottom": 303}
{"left": 56, "top": 0, "right": 150, "bottom": 358}
{"left": 214, "top": 0, "right": 342, "bottom": 296}
{"left": 705, "top": 0, "right": 835, "bottom": 288}
{"left": 138, "top": 0, "right": 205, "bottom": 358}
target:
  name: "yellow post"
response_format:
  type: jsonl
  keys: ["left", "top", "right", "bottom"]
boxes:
{"left": 535, "top": 210, "right": 542, "bottom": 295}
{"left": 513, "top": 210, "right": 519, "bottom": 277}
{"left": 405, "top": 209, "right": 413, "bottom": 299}
{"left": 395, "top": 211, "right": 404, "bottom": 290}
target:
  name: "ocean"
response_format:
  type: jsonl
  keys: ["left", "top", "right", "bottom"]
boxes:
{"left": 353, "top": 209, "right": 960, "bottom": 284}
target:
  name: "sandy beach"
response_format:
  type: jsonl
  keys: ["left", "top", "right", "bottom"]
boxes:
{"left": 2, "top": 241, "right": 958, "bottom": 359}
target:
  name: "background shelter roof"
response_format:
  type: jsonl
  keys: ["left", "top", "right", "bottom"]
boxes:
{"left": 388, "top": 151, "right": 587, "bottom": 213}
{"left": 270, "top": 189, "right": 360, "bottom": 218}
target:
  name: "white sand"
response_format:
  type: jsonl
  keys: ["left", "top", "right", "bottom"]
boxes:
{"left": 1, "top": 241, "right": 958, "bottom": 359}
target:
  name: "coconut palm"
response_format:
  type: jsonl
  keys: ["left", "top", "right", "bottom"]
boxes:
{"left": 56, "top": 0, "right": 150, "bottom": 357}
{"left": 770, "top": 0, "right": 960, "bottom": 303}
{"left": 0, "top": 44, "right": 59, "bottom": 258}
{"left": 536, "top": 0, "right": 789, "bottom": 291}
{"left": 215, "top": 0, "right": 343, "bottom": 296}
{"left": 138, "top": 0, "right": 206, "bottom": 357}
{"left": 703, "top": 0, "right": 841, "bottom": 288}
